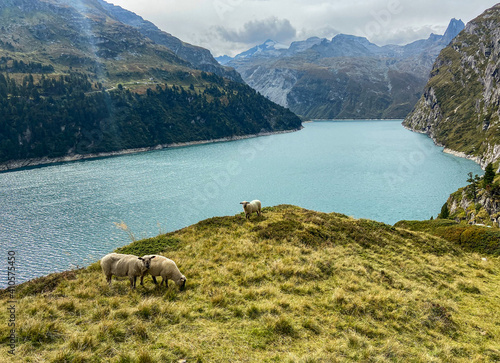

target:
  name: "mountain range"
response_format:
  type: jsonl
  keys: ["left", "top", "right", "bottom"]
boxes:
{"left": 218, "top": 19, "right": 465, "bottom": 120}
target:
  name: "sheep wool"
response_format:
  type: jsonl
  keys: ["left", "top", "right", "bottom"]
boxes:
{"left": 100, "top": 253, "right": 155, "bottom": 289}
{"left": 240, "top": 200, "right": 262, "bottom": 219}
{"left": 140, "top": 255, "right": 187, "bottom": 290}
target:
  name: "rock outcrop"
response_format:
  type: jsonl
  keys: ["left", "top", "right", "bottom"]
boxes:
{"left": 446, "top": 182, "right": 500, "bottom": 226}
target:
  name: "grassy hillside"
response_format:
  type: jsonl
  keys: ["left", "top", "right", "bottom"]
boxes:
{"left": 394, "top": 219, "right": 500, "bottom": 255}
{"left": 1, "top": 205, "right": 500, "bottom": 362}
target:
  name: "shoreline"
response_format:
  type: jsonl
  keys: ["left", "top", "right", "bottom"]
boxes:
{"left": 0, "top": 127, "right": 302, "bottom": 172}
{"left": 402, "top": 124, "right": 487, "bottom": 170}
{"left": 311, "top": 118, "right": 403, "bottom": 121}
{"left": 442, "top": 148, "right": 483, "bottom": 167}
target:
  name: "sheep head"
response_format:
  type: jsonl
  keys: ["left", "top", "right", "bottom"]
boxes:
{"left": 138, "top": 255, "right": 156, "bottom": 271}
{"left": 177, "top": 275, "right": 187, "bottom": 291}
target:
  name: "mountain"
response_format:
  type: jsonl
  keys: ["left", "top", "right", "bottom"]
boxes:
{"left": 221, "top": 19, "right": 464, "bottom": 119}
{"left": 2, "top": 204, "right": 499, "bottom": 361}
{"left": 403, "top": 5, "right": 500, "bottom": 167}
{"left": 217, "top": 37, "right": 325, "bottom": 65}
{"left": 0, "top": 0, "right": 301, "bottom": 168}
{"left": 215, "top": 55, "right": 233, "bottom": 65}
{"left": 95, "top": 0, "right": 243, "bottom": 83}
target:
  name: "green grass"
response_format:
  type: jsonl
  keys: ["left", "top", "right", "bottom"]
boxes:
{"left": 1, "top": 205, "right": 500, "bottom": 362}
{"left": 394, "top": 219, "right": 500, "bottom": 256}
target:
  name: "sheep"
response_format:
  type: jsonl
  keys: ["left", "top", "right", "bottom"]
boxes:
{"left": 140, "top": 255, "right": 186, "bottom": 290}
{"left": 240, "top": 200, "right": 262, "bottom": 219}
{"left": 100, "top": 253, "right": 155, "bottom": 289}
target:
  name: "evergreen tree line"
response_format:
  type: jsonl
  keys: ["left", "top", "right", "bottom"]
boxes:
{"left": 0, "top": 57, "right": 55, "bottom": 73}
{"left": 0, "top": 72, "right": 301, "bottom": 163}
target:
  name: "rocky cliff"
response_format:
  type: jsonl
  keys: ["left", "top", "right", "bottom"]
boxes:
{"left": 403, "top": 5, "right": 500, "bottom": 168}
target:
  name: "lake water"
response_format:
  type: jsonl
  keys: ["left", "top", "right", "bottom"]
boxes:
{"left": 0, "top": 120, "right": 483, "bottom": 287}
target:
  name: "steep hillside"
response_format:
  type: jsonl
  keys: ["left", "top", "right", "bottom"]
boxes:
{"left": 1, "top": 205, "right": 499, "bottom": 361}
{"left": 95, "top": 0, "right": 243, "bottom": 82}
{"left": 403, "top": 5, "right": 500, "bottom": 167}
{"left": 222, "top": 19, "right": 464, "bottom": 120}
{"left": 0, "top": 0, "right": 301, "bottom": 169}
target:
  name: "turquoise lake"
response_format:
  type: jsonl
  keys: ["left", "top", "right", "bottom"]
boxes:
{"left": 0, "top": 120, "right": 484, "bottom": 286}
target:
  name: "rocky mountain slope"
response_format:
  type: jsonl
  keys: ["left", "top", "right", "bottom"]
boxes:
{"left": 1, "top": 204, "right": 499, "bottom": 361}
{"left": 0, "top": 0, "right": 301, "bottom": 168}
{"left": 220, "top": 19, "right": 464, "bottom": 120}
{"left": 403, "top": 4, "right": 500, "bottom": 167}
{"left": 95, "top": 0, "right": 243, "bottom": 82}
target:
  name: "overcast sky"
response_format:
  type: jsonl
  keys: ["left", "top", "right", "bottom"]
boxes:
{"left": 107, "top": 0, "right": 499, "bottom": 57}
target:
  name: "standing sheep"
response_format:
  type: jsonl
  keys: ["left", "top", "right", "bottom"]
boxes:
{"left": 100, "top": 253, "right": 156, "bottom": 289}
{"left": 140, "top": 255, "right": 186, "bottom": 290}
{"left": 240, "top": 200, "right": 262, "bottom": 219}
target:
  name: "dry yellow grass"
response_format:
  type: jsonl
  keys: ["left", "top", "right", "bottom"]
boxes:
{"left": 1, "top": 205, "right": 499, "bottom": 362}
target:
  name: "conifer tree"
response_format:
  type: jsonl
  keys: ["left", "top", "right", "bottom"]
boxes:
{"left": 439, "top": 202, "right": 450, "bottom": 219}
{"left": 466, "top": 172, "right": 481, "bottom": 201}
{"left": 483, "top": 163, "right": 496, "bottom": 188}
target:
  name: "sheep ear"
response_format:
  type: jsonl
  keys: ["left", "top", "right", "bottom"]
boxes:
{"left": 151, "top": 256, "right": 156, "bottom": 259}
{"left": 138, "top": 257, "right": 144, "bottom": 261}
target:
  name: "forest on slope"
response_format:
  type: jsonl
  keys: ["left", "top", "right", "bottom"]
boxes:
{"left": 0, "top": 70, "right": 300, "bottom": 164}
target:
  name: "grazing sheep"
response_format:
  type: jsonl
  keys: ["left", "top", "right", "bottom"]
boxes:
{"left": 100, "top": 253, "right": 155, "bottom": 289}
{"left": 240, "top": 200, "right": 262, "bottom": 219}
{"left": 140, "top": 255, "right": 186, "bottom": 290}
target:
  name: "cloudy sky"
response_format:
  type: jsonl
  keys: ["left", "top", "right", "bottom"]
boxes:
{"left": 107, "top": 0, "right": 499, "bottom": 57}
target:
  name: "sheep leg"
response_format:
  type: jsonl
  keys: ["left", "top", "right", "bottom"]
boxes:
{"left": 152, "top": 276, "right": 158, "bottom": 285}
{"left": 106, "top": 275, "right": 112, "bottom": 286}
{"left": 130, "top": 276, "right": 136, "bottom": 289}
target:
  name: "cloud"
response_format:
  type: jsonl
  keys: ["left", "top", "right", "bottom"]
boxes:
{"left": 214, "top": 17, "right": 297, "bottom": 44}
{"left": 372, "top": 25, "right": 444, "bottom": 45}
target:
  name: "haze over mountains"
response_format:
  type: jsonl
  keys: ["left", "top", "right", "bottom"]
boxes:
{"left": 217, "top": 19, "right": 465, "bottom": 120}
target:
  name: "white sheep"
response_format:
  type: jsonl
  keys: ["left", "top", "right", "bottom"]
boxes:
{"left": 100, "top": 253, "right": 156, "bottom": 289}
{"left": 240, "top": 200, "right": 262, "bottom": 219}
{"left": 140, "top": 255, "right": 186, "bottom": 290}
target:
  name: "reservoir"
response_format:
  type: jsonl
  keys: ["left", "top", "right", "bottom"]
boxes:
{"left": 0, "top": 120, "right": 483, "bottom": 287}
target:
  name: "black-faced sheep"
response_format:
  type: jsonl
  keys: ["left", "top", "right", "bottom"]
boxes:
{"left": 100, "top": 253, "right": 155, "bottom": 289}
{"left": 140, "top": 255, "right": 186, "bottom": 290}
{"left": 240, "top": 200, "right": 262, "bottom": 219}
